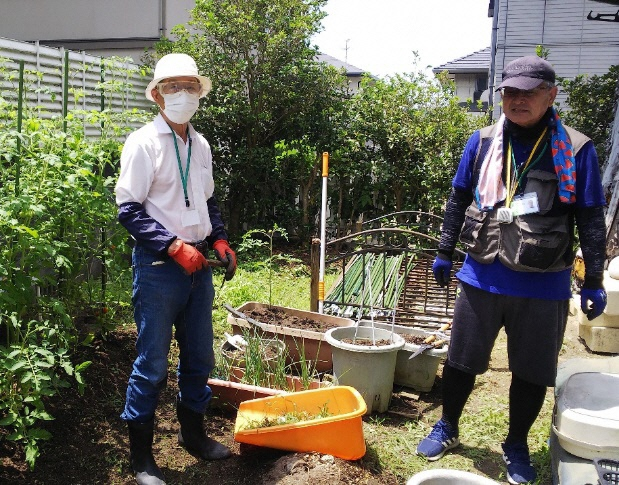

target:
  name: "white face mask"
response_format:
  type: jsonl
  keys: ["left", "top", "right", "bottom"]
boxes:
{"left": 161, "top": 91, "right": 200, "bottom": 124}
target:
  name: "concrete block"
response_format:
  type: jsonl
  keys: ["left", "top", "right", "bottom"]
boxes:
{"left": 579, "top": 324, "right": 619, "bottom": 353}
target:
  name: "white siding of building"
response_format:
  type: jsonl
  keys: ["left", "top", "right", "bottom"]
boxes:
{"left": 454, "top": 74, "right": 480, "bottom": 102}
{"left": 493, "top": 0, "right": 619, "bottom": 116}
{"left": 0, "top": 0, "right": 196, "bottom": 62}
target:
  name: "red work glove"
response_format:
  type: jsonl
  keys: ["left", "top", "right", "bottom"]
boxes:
{"left": 168, "top": 239, "right": 207, "bottom": 274}
{"left": 212, "top": 239, "right": 237, "bottom": 281}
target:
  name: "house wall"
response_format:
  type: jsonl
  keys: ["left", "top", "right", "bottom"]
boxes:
{"left": 0, "top": 0, "right": 196, "bottom": 61}
{"left": 453, "top": 74, "right": 480, "bottom": 102}
{"left": 493, "top": 0, "right": 619, "bottom": 116}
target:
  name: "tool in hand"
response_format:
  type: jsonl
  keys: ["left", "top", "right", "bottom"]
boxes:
{"left": 223, "top": 303, "right": 268, "bottom": 331}
{"left": 205, "top": 259, "right": 228, "bottom": 289}
{"left": 408, "top": 321, "right": 451, "bottom": 360}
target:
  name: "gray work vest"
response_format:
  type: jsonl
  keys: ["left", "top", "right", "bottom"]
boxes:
{"left": 459, "top": 122, "right": 590, "bottom": 273}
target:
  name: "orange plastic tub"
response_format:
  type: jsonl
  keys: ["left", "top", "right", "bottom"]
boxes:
{"left": 233, "top": 385, "right": 367, "bottom": 460}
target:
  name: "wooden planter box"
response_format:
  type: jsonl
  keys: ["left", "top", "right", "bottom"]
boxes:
{"left": 227, "top": 302, "right": 355, "bottom": 373}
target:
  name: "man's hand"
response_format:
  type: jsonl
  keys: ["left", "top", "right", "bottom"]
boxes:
{"left": 168, "top": 239, "right": 207, "bottom": 274}
{"left": 580, "top": 287, "right": 607, "bottom": 321}
{"left": 213, "top": 240, "right": 237, "bottom": 281}
{"left": 432, "top": 253, "right": 453, "bottom": 287}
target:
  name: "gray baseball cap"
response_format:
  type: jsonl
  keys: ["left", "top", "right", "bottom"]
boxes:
{"left": 496, "top": 55, "right": 555, "bottom": 91}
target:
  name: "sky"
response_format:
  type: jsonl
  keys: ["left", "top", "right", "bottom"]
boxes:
{"left": 312, "top": 0, "right": 494, "bottom": 78}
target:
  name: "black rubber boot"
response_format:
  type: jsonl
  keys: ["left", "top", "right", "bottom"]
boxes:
{"left": 127, "top": 420, "right": 166, "bottom": 485}
{"left": 176, "top": 398, "right": 232, "bottom": 460}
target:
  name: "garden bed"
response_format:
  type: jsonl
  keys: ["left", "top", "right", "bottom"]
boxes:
{"left": 227, "top": 302, "right": 355, "bottom": 373}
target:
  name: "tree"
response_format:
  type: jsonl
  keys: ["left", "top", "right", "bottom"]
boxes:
{"left": 155, "top": 0, "right": 347, "bottom": 236}
{"left": 340, "top": 69, "right": 486, "bottom": 222}
{"left": 559, "top": 65, "right": 619, "bottom": 167}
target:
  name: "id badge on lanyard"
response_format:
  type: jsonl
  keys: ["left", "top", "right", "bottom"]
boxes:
{"left": 511, "top": 192, "right": 539, "bottom": 216}
{"left": 181, "top": 209, "right": 201, "bottom": 227}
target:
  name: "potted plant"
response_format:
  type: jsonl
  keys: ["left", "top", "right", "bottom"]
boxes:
{"left": 209, "top": 332, "right": 333, "bottom": 411}
{"left": 324, "top": 326, "right": 405, "bottom": 414}
{"left": 208, "top": 342, "right": 285, "bottom": 412}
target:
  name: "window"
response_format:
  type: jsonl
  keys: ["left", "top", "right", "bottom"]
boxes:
{"left": 474, "top": 75, "right": 488, "bottom": 102}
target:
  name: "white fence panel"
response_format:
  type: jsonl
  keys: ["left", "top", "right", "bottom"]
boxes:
{"left": 0, "top": 36, "right": 152, "bottom": 137}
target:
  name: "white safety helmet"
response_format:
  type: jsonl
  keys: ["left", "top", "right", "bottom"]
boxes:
{"left": 145, "top": 53, "right": 212, "bottom": 101}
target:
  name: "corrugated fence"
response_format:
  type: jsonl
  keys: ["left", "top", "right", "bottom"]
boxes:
{"left": 0, "top": 36, "right": 152, "bottom": 136}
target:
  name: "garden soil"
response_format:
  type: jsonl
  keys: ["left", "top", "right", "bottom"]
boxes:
{"left": 0, "top": 308, "right": 603, "bottom": 484}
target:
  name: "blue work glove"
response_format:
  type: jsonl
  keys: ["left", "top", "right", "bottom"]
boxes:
{"left": 580, "top": 287, "right": 607, "bottom": 321}
{"left": 432, "top": 252, "right": 453, "bottom": 287}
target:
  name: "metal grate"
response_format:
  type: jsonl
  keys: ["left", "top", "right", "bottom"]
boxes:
{"left": 322, "top": 215, "right": 463, "bottom": 331}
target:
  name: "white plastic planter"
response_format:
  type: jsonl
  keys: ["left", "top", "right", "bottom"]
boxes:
{"left": 325, "top": 326, "right": 404, "bottom": 413}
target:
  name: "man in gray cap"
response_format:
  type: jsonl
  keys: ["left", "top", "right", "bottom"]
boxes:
{"left": 116, "top": 53, "right": 236, "bottom": 485}
{"left": 416, "top": 55, "right": 607, "bottom": 484}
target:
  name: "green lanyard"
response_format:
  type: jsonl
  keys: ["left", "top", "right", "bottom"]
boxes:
{"left": 169, "top": 125, "right": 192, "bottom": 207}
{"left": 505, "top": 129, "right": 548, "bottom": 207}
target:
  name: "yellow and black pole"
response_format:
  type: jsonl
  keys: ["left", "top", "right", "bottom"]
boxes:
{"left": 318, "top": 152, "right": 329, "bottom": 313}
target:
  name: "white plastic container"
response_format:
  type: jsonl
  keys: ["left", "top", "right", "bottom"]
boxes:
{"left": 325, "top": 326, "right": 404, "bottom": 413}
{"left": 552, "top": 372, "right": 619, "bottom": 460}
{"left": 407, "top": 469, "right": 500, "bottom": 484}
{"left": 604, "top": 270, "right": 619, "bottom": 316}
{"left": 551, "top": 356, "right": 619, "bottom": 484}
{"left": 358, "top": 320, "right": 448, "bottom": 392}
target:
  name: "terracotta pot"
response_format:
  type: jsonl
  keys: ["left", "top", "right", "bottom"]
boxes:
{"left": 227, "top": 302, "right": 355, "bottom": 373}
{"left": 207, "top": 377, "right": 284, "bottom": 411}
{"left": 225, "top": 366, "right": 334, "bottom": 392}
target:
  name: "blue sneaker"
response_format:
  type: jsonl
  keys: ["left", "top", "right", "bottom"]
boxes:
{"left": 502, "top": 442, "right": 536, "bottom": 484}
{"left": 416, "top": 419, "right": 460, "bottom": 460}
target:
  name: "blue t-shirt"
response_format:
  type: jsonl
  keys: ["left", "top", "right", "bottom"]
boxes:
{"left": 453, "top": 130, "right": 605, "bottom": 300}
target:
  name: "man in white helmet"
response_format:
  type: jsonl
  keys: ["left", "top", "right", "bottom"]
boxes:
{"left": 115, "top": 53, "right": 236, "bottom": 485}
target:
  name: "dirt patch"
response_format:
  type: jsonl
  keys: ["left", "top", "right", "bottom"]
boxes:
{"left": 245, "top": 307, "right": 342, "bottom": 332}
{"left": 0, "top": 310, "right": 602, "bottom": 484}
{"left": 0, "top": 325, "right": 398, "bottom": 485}
{"left": 399, "top": 334, "right": 429, "bottom": 345}
{"left": 341, "top": 338, "right": 392, "bottom": 346}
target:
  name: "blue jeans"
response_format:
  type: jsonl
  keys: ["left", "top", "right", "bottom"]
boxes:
{"left": 121, "top": 245, "right": 215, "bottom": 422}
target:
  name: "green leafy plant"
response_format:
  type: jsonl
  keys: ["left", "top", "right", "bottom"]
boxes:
{"left": 290, "top": 338, "right": 321, "bottom": 391}
{"left": 0, "top": 316, "right": 91, "bottom": 469}
{"left": 0, "top": 55, "right": 149, "bottom": 468}
{"left": 237, "top": 224, "right": 301, "bottom": 306}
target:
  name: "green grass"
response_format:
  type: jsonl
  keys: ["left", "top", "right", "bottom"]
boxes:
{"left": 212, "top": 263, "right": 338, "bottom": 339}
{"left": 361, "top": 396, "right": 554, "bottom": 484}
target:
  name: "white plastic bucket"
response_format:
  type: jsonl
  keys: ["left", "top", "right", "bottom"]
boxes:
{"left": 406, "top": 469, "right": 500, "bottom": 484}
{"left": 325, "top": 326, "right": 404, "bottom": 413}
